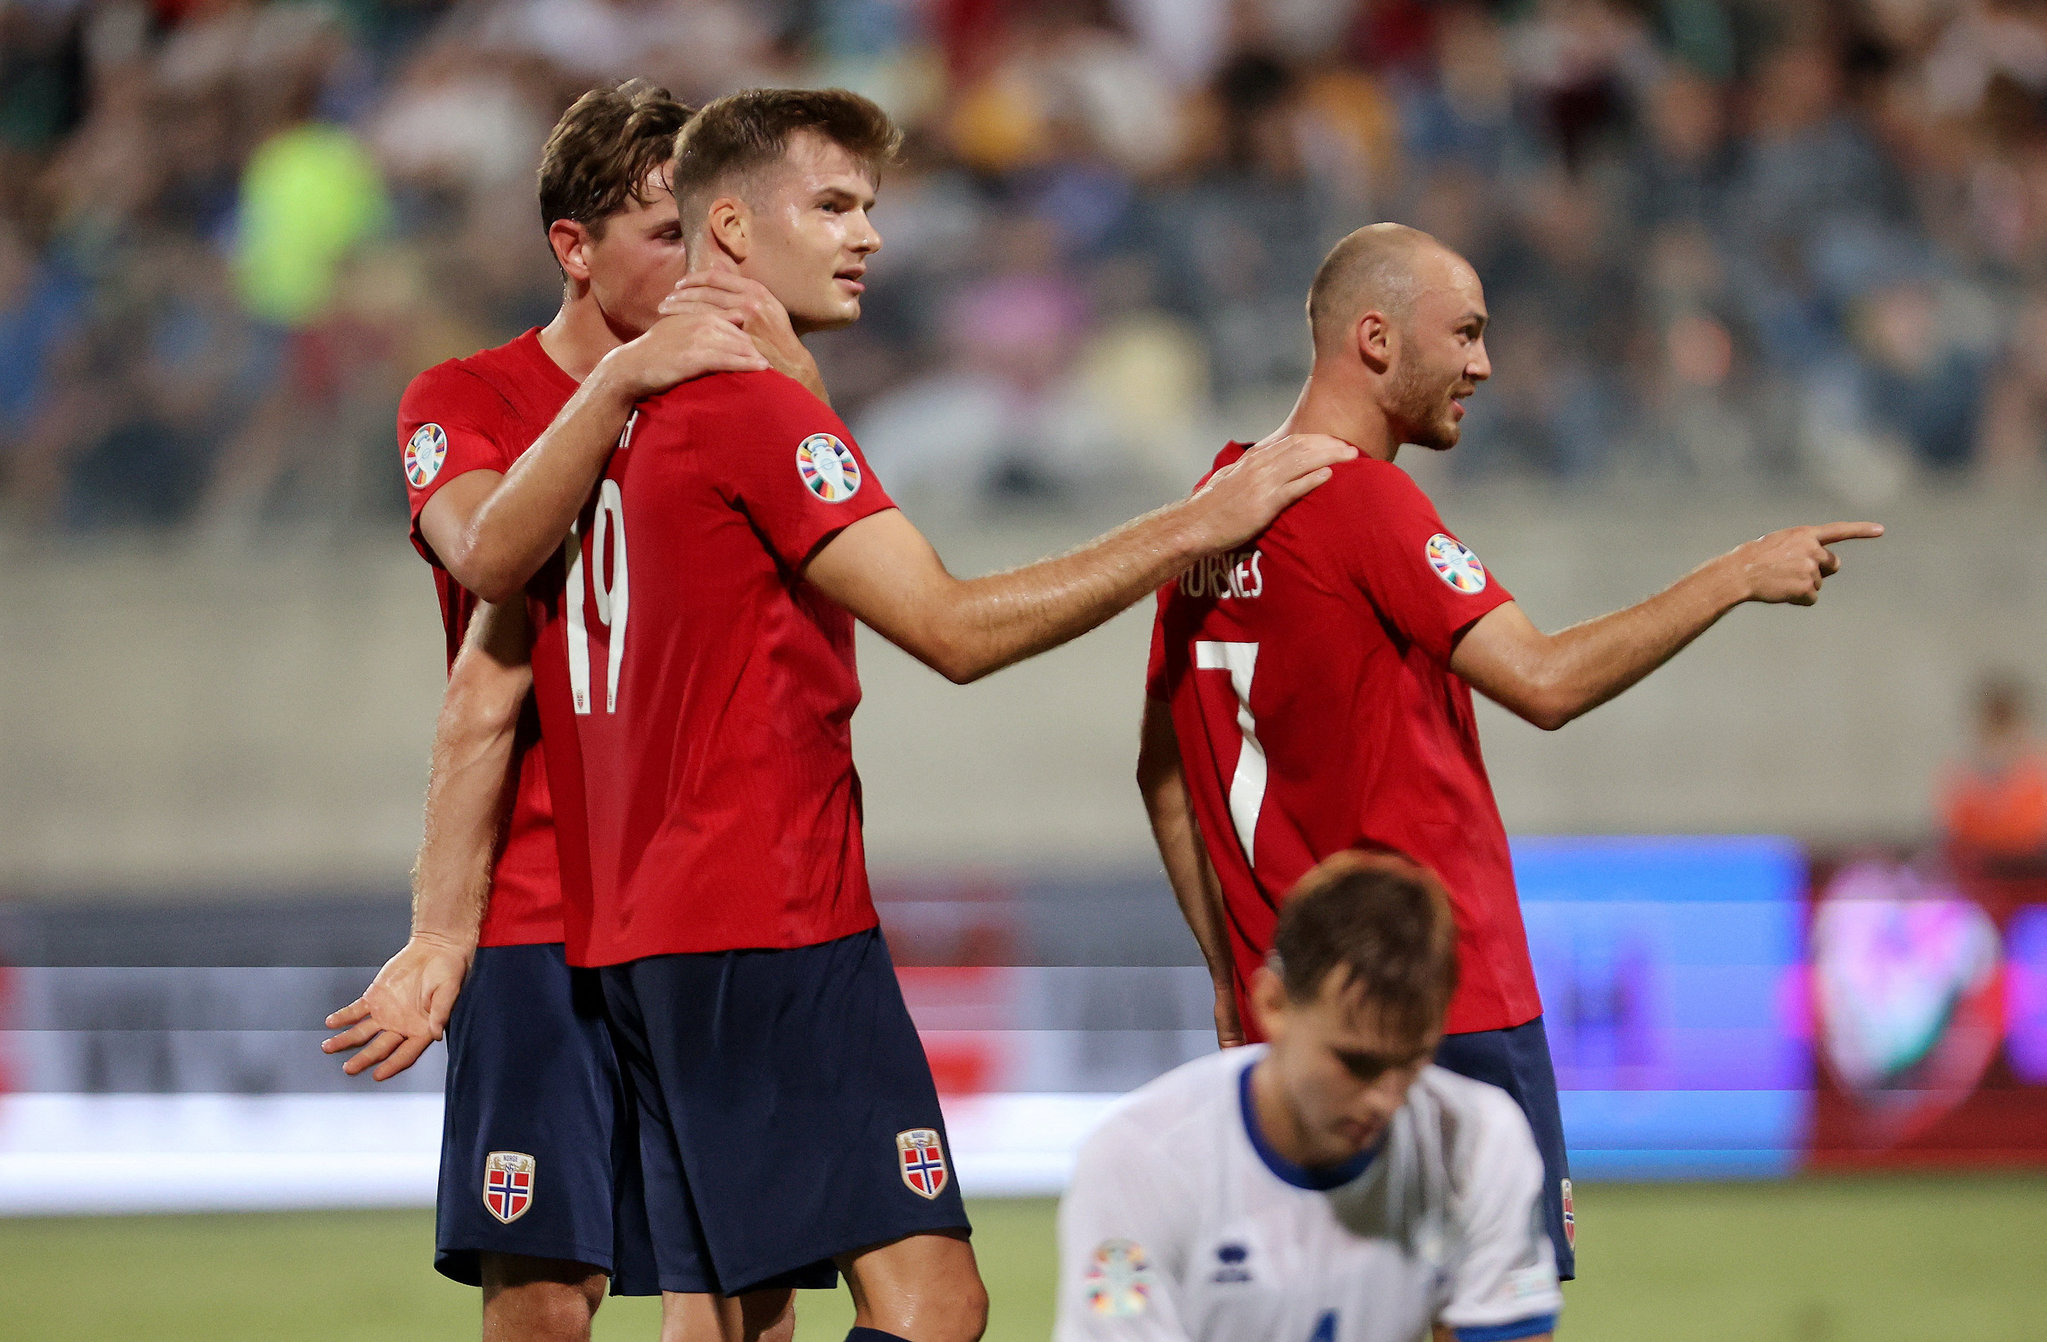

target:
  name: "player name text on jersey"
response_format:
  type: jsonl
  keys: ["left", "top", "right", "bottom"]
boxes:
{"left": 1181, "top": 548, "right": 1265, "bottom": 600}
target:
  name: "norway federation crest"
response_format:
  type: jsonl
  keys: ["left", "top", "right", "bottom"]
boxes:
{"left": 797, "top": 432, "right": 862, "bottom": 502}
{"left": 405, "top": 423, "right": 448, "bottom": 488}
{"left": 896, "top": 1128, "right": 949, "bottom": 1199}
{"left": 484, "top": 1151, "right": 535, "bottom": 1224}
{"left": 1560, "top": 1177, "right": 1575, "bottom": 1248}
{"left": 1424, "top": 532, "right": 1488, "bottom": 593}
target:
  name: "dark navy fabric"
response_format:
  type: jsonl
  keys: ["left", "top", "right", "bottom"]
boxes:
{"left": 1433, "top": 1015, "right": 1575, "bottom": 1280}
{"left": 435, "top": 942, "right": 658, "bottom": 1294}
{"left": 600, "top": 927, "right": 972, "bottom": 1296}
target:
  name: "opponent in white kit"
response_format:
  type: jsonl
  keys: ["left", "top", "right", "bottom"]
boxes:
{"left": 1056, "top": 851, "right": 1562, "bottom": 1342}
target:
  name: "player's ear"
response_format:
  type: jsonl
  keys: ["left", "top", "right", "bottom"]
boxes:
{"left": 1356, "top": 310, "right": 1394, "bottom": 374}
{"left": 1248, "top": 962, "right": 1290, "bottom": 1042}
{"left": 550, "top": 219, "right": 594, "bottom": 285}
{"left": 705, "top": 196, "right": 751, "bottom": 266}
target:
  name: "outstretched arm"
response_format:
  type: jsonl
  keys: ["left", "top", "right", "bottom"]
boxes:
{"left": 322, "top": 600, "right": 535, "bottom": 1081}
{"left": 805, "top": 434, "right": 1356, "bottom": 684}
{"left": 1451, "top": 521, "right": 1883, "bottom": 731}
{"left": 1137, "top": 697, "right": 1242, "bottom": 1047}
{"left": 421, "top": 273, "right": 816, "bottom": 602}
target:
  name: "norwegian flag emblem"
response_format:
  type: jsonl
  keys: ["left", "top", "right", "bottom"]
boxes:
{"left": 1560, "top": 1178, "right": 1575, "bottom": 1249}
{"left": 897, "top": 1128, "right": 949, "bottom": 1200}
{"left": 484, "top": 1151, "right": 536, "bottom": 1224}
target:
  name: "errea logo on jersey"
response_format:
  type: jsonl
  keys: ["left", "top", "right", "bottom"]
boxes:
{"left": 1424, "top": 533, "right": 1487, "bottom": 593}
{"left": 405, "top": 423, "right": 448, "bottom": 488}
{"left": 797, "top": 432, "right": 861, "bottom": 502}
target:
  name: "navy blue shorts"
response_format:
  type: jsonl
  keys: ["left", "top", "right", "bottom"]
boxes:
{"left": 1434, "top": 1015, "right": 1576, "bottom": 1280}
{"left": 600, "top": 926, "right": 971, "bottom": 1296}
{"left": 436, "top": 942, "right": 658, "bottom": 1294}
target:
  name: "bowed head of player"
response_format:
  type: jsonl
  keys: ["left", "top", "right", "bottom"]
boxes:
{"left": 1244, "top": 852, "right": 1457, "bottom": 1169}
{"left": 1055, "top": 851, "right": 1562, "bottom": 1342}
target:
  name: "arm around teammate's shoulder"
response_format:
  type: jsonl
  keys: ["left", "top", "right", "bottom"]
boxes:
{"left": 423, "top": 294, "right": 770, "bottom": 602}
{"left": 1449, "top": 520, "right": 1884, "bottom": 731}
{"left": 805, "top": 434, "right": 1357, "bottom": 684}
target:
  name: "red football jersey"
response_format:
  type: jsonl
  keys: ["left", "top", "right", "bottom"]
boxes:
{"left": 397, "top": 329, "right": 578, "bottom": 948}
{"left": 1148, "top": 446, "right": 1541, "bottom": 1036}
{"left": 528, "top": 370, "right": 896, "bottom": 967}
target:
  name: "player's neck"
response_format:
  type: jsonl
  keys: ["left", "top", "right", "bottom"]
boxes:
{"left": 538, "top": 292, "right": 631, "bottom": 383}
{"left": 1247, "top": 1056, "right": 1326, "bottom": 1169}
{"left": 1268, "top": 372, "right": 1401, "bottom": 463}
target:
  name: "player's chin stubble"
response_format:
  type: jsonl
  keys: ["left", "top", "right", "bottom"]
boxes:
{"left": 1389, "top": 362, "right": 1460, "bottom": 451}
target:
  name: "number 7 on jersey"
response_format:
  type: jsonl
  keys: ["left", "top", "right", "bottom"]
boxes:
{"left": 1194, "top": 640, "right": 1265, "bottom": 863}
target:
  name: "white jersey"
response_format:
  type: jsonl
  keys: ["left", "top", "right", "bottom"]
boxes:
{"left": 1055, "top": 1048, "right": 1561, "bottom": 1342}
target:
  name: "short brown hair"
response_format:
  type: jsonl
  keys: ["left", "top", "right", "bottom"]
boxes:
{"left": 1272, "top": 850, "right": 1459, "bottom": 1041}
{"left": 670, "top": 87, "right": 902, "bottom": 232}
{"left": 538, "top": 79, "right": 693, "bottom": 239}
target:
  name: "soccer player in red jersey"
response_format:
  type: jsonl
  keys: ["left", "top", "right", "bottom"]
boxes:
{"left": 502, "top": 89, "right": 1353, "bottom": 1342}
{"left": 1141, "top": 223, "right": 1884, "bottom": 1286}
{"left": 320, "top": 81, "right": 817, "bottom": 1342}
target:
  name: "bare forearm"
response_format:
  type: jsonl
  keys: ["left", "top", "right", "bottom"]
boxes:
{"left": 450, "top": 370, "right": 636, "bottom": 601}
{"left": 410, "top": 687, "right": 521, "bottom": 944}
{"left": 921, "top": 505, "right": 1207, "bottom": 683}
{"left": 1495, "top": 557, "right": 1748, "bottom": 730}
{"left": 1138, "top": 699, "right": 1233, "bottom": 983}
{"left": 1146, "top": 783, "right": 1232, "bottom": 983}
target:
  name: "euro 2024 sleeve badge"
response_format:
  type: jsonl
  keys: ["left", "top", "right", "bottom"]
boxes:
{"left": 1424, "top": 532, "right": 1488, "bottom": 593}
{"left": 1084, "top": 1239, "right": 1156, "bottom": 1317}
{"left": 796, "top": 432, "right": 862, "bottom": 503}
{"left": 405, "top": 423, "right": 448, "bottom": 488}
{"left": 896, "top": 1128, "right": 949, "bottom": 1199}
{"left": 483, "top": 1151, "right": 536, "bottom": 1224}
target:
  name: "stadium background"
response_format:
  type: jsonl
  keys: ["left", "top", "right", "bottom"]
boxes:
{"left": 3, "top": 0, "right": 2047, "bottom": 1337}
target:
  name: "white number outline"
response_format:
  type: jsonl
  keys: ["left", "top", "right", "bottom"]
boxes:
{"left": 1193, "top": 640, "right": 1265, "bottom": 864}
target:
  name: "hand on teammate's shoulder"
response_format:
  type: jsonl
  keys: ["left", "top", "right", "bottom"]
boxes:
{"left": 1186, "top": 433, "right": 1360, "bottom": 551}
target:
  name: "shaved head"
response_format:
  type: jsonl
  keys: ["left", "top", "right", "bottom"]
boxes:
{"left": 1296, "top": 221, "right": 1490, "bottom": 452}
{"left": 1307, "top": 223, "right": 1456, "bottom": 353}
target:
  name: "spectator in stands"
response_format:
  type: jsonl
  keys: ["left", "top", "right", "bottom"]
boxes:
{"left": 1942, "top": 675, "right": 2047, "bottom": 866}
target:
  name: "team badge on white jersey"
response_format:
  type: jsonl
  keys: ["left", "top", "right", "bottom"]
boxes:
{"left": 1424, "top": 533, "right": 1488, "bottom": 593}
{"left": 897, "top": 1128, "right": 949, "bottom": 1199}
{"left": 1084, "top": 1239, "right": 1156, "bottom": 1317}
{"left": 405, "top": 423, "right": 448, "bottom": 488}
{"left": 797, "top": 432, "right": 861, "bottom": 502}
{"left": 483, "top": 1150, "right": 535, "bottom": 1224}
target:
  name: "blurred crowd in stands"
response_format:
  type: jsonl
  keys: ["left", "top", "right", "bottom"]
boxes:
{"left": 3, "top": 0, "right": 2047, "bottom": 535}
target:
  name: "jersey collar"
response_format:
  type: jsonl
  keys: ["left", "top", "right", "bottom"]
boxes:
{"left": 1238, "top": 1056, "right": 1381, "bottom": 1191}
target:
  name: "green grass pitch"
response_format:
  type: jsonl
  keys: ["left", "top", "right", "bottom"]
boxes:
{"left": 3, "top": 1178, "right": 2044, "bottom": 1340}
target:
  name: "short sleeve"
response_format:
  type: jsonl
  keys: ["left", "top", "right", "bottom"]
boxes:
{"left": 709, "top": 372, "right": 897, "bottom": 572}
{"left": 1329, "top": 462, "right": 1513, "bottom": 664}
{"left": 1054, "top": 1117, "right": 1196, "bottom": 1342}
{"left": 399, "top": 363, "right": 516, "bottom": 567}
{"left": 1436, "top": 1089, "right": 1563, "bottom": 1341}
